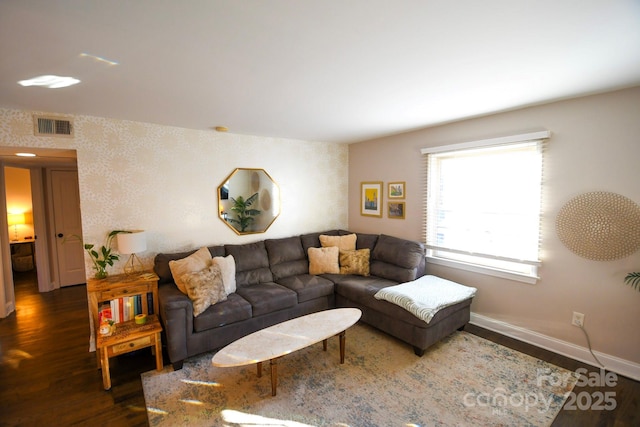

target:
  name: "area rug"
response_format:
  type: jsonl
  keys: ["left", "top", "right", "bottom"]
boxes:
{"left": 142, "top": 323, "right": 578, "bottom": 426}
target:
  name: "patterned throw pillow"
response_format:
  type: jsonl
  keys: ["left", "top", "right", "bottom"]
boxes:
{"left": 182, "top": 264, "right": 227, "bottom": 316}
{"left": 169, "top": 246, "right": 212, "bottom": 294}
{"left": 308, "top": 246, "right": 340, "bottom": 275}
{"left": 339, "top": 249, "right": 370, "bottom": 276}
{"left": 319, "top": 234, "right": 357, "bottom": 251}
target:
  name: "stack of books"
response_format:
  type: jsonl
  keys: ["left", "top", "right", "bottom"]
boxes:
{"left": 98, "top": 293, "right": 154, "bottom": 324}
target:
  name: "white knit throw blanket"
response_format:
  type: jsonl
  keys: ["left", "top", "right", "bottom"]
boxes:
{"left": 374, "top": 275, "right": 477, "bottom": 323}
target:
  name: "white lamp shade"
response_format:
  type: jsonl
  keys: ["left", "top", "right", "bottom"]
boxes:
{"left": 117, "top": 231, "right": 147, "bottom": 254}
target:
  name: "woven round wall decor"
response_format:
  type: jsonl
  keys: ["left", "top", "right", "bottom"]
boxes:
{"left": 556, "top": 191, "right": 640, "bottom": 261}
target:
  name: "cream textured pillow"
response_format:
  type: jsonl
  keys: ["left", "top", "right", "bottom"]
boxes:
{"left": 169, "top": 247, "right": 212, "bottom": 294}
{"left": 319, "top": 233, "right": 357, "bottom": 251}
{"left": 340, "top": 249, "right": 370, "bottom": 276}
{"left": 308, "top": 246, "right": 340, "bottom": 275}
{"left": 182, "top": 264, "right": 227, "bottom": 317}
{"left": 211, "top": 254, "right": 236, "bottom": 294}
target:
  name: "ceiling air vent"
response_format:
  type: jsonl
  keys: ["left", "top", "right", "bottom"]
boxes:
{"left": 33, "top": 115, "right": 74, "bottom": 137}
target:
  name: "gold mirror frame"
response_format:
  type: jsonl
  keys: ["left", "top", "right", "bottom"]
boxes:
{"left": 218, "top": 168, "right": 280, "bottom": 235}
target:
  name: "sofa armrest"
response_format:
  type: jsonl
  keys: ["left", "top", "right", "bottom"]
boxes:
{"left": 158, "top": 283, "right": 194, "bottom": 365}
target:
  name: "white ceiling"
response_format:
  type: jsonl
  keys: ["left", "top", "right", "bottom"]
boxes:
{"left": 1, "top": 0, "right": 639, "bottom": 144}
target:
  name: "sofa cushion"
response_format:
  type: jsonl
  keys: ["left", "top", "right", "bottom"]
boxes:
{"left": 265, "top": 236, "right": 308, "bottom": 280}
{"left": 193, "top": 293, "right": 252, "bottom": 332}
{"left": 370, "top": 234, "right": 425, "bottom": 282}
{"left": 182, "top": 264, "right": 227, "bottom": 316}
{"left": 308, "top": 246, "right": 340, "bottom": 274}
{"left": 225, "top": 241, "right": 273, "bottom": 287}
{"left": 339, "top": 249, "right": 370, "bottom": 276}
{"left": 235, "top": 283, "right": 298, "bottom": 317}
{"left": 369, "top": 262, "right": 417, "bottom": 284}
{"left": 211, "top": 255, "right": 236, "bottom": 294}
{"left": 209, "top": 245, "right": 227, "bottom": 257}
{"left": 356, "top": 233, "right": 379, "bottom": 251}
{"left": 168, "top": 247, "right": 212, "bottom": 294}
{"left": 331, "top": 275, "right": 398, "bottom": 310}
{"left": 320, "top": 233, "right": 357, "bottom": 251}
{"left": 276, "top": 274, "right": 335, "bottom": 303}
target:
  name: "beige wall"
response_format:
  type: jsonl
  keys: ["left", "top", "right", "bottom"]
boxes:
{"left": 349, "top": 87, "right": 640, "bottom": 365}
{"left": 0, "top": 108, "right": 348, "bottom": 279}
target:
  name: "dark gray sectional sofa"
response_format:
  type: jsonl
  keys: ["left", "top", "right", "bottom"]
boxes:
{"left": 154, "top": 230, "right": 473, "bottom": 369}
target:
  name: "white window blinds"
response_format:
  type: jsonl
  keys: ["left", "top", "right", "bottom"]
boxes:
{"left": 422, "top": 131, "right": 549, "bottom": 281}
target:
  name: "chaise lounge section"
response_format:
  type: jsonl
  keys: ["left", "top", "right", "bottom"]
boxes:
{"left": 154, "top": 230, "right": 474, "bottom": 368}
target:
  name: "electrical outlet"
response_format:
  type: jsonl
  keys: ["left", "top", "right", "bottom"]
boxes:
{"left": 572, "top": 312, "right": 585, "bottom": 327}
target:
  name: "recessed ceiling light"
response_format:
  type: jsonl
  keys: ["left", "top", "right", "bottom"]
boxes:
{"left": 18, "top": 75, "right": 80, "bottom": 89}
{"left": 15, "top": 152, "right": 36, "bottom": 157}
{"left": 215, "top": 126, "right": 229, "bottom": 132}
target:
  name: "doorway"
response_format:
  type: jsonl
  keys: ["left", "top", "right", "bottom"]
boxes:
{"left": 1, "top": 147, "right": 83, "bottom": 318}
{"left": 5, "top": 167, "right": 37, "bottom": 292}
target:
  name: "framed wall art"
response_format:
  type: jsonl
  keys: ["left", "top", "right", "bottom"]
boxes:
{"left": 388, "top": 181, "right": 405, "bottom": 199}
{"left": 360, "top": 181, "right": 383, "bottom": 217}
{"left": 388, "top": 202, "right": 405, "bottom": 219}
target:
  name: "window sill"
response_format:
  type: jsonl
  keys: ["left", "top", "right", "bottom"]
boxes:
{"left": 426, "top": 255, "right": 539, "bottom": 285}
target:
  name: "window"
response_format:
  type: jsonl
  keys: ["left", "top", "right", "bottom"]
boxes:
{"left": 422, "top": 131, "right": 550, "bottom": 283}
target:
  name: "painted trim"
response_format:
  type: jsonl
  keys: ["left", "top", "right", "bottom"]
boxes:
{"left": 421, "top": 130, "right": 551, "bottom": 154}
{"left": 470, "top": 312, "right": 640, "bottom": 382}
{"left": 0, "top": 164, "right": 13, "bottom": 318}
{"left": 427, "top": 255, "right": 538, "bottom": 285}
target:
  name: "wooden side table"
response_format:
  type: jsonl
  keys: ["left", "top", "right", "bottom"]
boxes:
{"left": 87, "top": 271, "right": 163, "bottom": 390}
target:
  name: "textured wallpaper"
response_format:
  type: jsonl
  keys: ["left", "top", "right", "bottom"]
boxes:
{"left": 0, "top": 108, "right": 348, "bottom": 276}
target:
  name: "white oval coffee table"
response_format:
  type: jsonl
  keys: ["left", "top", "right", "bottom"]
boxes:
{"left": 212, "top": 308, "right": 362, "bottom": 396}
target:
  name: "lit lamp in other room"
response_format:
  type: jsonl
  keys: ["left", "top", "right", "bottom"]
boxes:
{"left": 116, "top": 230, "right": 147, "bottom": 275}
{"left": 7, "top": 213, "right": 25, "bottom": 242}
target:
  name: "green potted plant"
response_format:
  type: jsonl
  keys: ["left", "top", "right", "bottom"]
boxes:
{"left": 67, "top": 230, "right": 129, "bottom": 279}
{"left": 624, "top": 272, "right": 640, "bottom": 292}
{"left": 228, "top": 193, "right": 261, "bottom": 232}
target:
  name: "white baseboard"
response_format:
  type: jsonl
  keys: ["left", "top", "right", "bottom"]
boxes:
{"left": 470, "top": 312, "right": 640, "bottom": 382}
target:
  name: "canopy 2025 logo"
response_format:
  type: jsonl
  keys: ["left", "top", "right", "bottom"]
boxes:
{"left": 538, "top": 367, "right": 618, "bottom": 411}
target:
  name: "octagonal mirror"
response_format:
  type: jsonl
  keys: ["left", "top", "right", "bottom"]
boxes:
{"left": 218, "top": 168, "right": 280, "bottom": 235}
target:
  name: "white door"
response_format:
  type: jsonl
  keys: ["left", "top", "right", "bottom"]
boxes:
{"left": 51, "top": 169, "right": 86, "bottom": 286}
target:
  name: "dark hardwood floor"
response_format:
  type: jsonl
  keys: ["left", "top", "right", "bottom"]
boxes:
{"left": 1, "top": 270, "right": 638, "bottom": 426}
{"left": 0, "top": 271, "right": 154, "bottom": 426}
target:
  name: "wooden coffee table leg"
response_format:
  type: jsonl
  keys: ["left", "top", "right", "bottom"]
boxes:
{"left": 323, "top": 339, "right": 327, "bottom": 351}
{"left": 257, "top": 361, "right": 262, "bottom": 378}
{"left": 339, "top": 330, "right": 346, "bottom": 364}
{"left": 270, "top": 357, "right": 280, "bottom": 396}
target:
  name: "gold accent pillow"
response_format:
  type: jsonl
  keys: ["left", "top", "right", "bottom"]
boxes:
{"left": 319, "top": 233, "right": 357, "bottom": 251}
{"left": 169, "top": 247, "right": 212, "bottom": 294}
{"left": 182, "top": 264, "right": 227, "bottom": 317}
{"left": 340, "top": 249, "right": 370, "bottom": 276}
{"left": 308, "top": 246, "right": 340, "bottom": 275}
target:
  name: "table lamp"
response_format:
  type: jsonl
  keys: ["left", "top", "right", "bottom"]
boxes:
{"left": 7, "top": 213, "right": 25, "bottom": 242}
{"left": 116, "top": 230, "right": 147, "bottom": 274}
